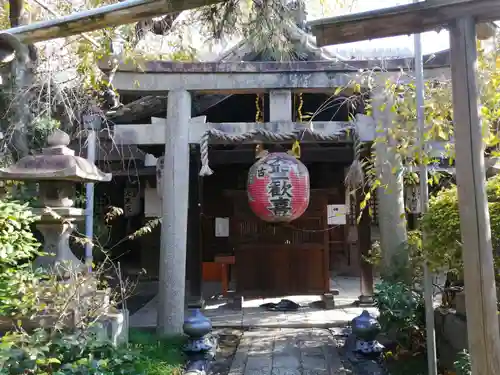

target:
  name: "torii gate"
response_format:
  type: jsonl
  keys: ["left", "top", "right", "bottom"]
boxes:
{"left": 310, "top": 0, "right": 500, "bottom": 374}
{"left": 2, "top": 1, "right": 499, "bottom": 372}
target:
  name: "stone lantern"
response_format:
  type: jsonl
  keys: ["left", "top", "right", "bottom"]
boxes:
{"left": 0, "top": 129, "right": 111, "bottom": 269}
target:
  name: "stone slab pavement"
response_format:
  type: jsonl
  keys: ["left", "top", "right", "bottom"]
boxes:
{"left": 130, "top": 277, "right": 379, "bottom": 328}
{"left": 228, "top": 328, "right": 349, "bottom": 375}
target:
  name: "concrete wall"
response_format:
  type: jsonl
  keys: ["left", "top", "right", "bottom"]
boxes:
{"left": 434, "top": 298, "right": 500, "bottom": 371}
{"left": 434, "top": 309, "right": 468, "bottom": 371}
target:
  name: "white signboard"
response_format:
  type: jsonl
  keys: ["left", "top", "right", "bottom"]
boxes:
{"left": 215, "top": 217, "right": 229, "bottom": 237}
{"left": 327, "top": 204, "right": 347, "bottom": 225}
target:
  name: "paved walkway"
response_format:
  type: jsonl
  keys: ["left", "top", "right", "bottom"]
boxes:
{"left": 228, "top": 328, "right": 348, "bottom": 375}
{"left": 130, "top": 277, "right": 379, "bottom": 328}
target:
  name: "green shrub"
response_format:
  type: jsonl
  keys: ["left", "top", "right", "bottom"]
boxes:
{"left": 421, "top": 174, "right": 500, "bottom": 277}
{"left": 0, "top": 199, "right": 43, "bottom": 316}
{"left": 0, "top": 328, "right": 186, "bottom": 375}
{"left": 0, "top": 328, "right": 140, "bottom": 374}
{"left": 0, "top": 199, "right": 186, "bottom": 375}
{"left": 454, "top": 350, "right": 472, "bottom": 375}
{"left": 374, "top": 280, "right": 426, "bottom": 351}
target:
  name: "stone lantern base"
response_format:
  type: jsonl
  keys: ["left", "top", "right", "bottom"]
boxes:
{"left": 34, "top": 207, "right": 85, "bottom": 271}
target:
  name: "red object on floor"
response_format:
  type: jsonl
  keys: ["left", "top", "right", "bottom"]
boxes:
{"left": 215, "top": 255, "right": 235, "bottom": 296}
{"left": 202, "top": 262, "right": 222, "bottom": 282}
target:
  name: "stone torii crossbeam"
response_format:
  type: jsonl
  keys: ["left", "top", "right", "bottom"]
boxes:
{"left": 310, "top": 1, "right": 500, "bottom": 374}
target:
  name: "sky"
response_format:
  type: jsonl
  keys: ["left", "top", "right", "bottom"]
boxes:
{"left": 139, "top": 0, "right": 497, "bottom": 60}
{"left": 307, "top": 0, "right": 451, "bottom": 56}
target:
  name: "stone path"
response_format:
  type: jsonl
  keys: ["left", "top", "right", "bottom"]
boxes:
{"left": 228, "top": 328, "right": 348, "bottom": 375}
{"left": 130, "top": 277, "right": 380, "bottom": 328}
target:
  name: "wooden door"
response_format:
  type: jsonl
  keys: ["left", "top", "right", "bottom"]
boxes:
{"left": 226, "top": 190, "right": 330, "bottom": 297}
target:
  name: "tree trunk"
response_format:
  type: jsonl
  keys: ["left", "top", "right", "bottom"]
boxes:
{"left": 8, "top": 0, "right": 35, "bottom": 160}
{"left": 372, "top": 85, "right": 409, "bottom": 282}
{"left": 9, "top": 0, "right": 37, "bottom": 61}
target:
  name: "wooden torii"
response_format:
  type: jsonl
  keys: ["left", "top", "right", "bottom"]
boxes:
{"left": 310, "top": 1, "right": 500, "bottom": 374}
{"left": 1, "top": 0, "right": 220, "bottom": 44}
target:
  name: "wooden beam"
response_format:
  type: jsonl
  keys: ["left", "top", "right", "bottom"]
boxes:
{"left": 309, "top": 0, "right": 499, "bottom": 46}
{"left": 106, "top": 94, "right": 234, "bottom": 123}
{"left": 208, "top": 147, "right": 354, "bottom": 165}
{"left": 192, "top": 93, "right": 231, "bottom": 115}
{"left": 2, "top": 0, "right": 222, "bottom": 44}
{"left": 450, "top": 16, "right": 500, "bottom": 374}
{"left": 187, "top": 150, "right": 202, "bottom": 304}
{"left": 107, "top": 96, "right": 167, "bottom": 123}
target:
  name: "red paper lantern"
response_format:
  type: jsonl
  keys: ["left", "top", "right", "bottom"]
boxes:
{"left": 247, "top": 152, "right": 310, "bottom": 223}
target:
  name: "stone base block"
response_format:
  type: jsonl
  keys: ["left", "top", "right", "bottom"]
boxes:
{"left": 227, "top": 291, "right": 243, "bottom": 310}
{"left": 355, "top": 295, "right": 375, "bottom": 307}
{"left": 435, "top": 308, "right": 468, "bottom": 371}
{"left": 99, "top": 309, "right": 129, "bottom": 347}
{"left": 322, "top": 293, "right": 335, "bottom": 310}
{"left": 454, "top": 292, "right": 466, "bottom": 316}
{"left": 187, "top": 297, "right": 206, "bottom": 310}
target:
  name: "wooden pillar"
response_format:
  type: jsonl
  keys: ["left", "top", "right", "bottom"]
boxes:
{"left": 357, "top": 145, "right": 374, "bottom": 305}
{"left": 158, "top": 89, "right": 191, "bottom": 335}
{"left": 449, "top": 17, "right": 500, "bottom": 374}
{"left": 187, "top": 145, "right": 203, "bottom": 306}
{"left": 372, "top": 86, "right": 408, "bottom": 280}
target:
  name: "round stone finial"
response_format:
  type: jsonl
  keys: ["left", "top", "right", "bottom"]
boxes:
{"left": 47, "top": 129, "right": 70, "bottom": 147}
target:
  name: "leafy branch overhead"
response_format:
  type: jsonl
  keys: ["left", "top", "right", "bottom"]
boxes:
{"left": 0, "top": 0, "right": 329, "bottom": 164}
{"left": 341, "top": 35, "right": 500, "bottom": 220}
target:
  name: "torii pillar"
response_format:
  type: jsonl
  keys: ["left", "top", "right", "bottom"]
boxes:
{"left": 450, "top": 17, "right": 500, "bottom": 373}
{"left": 158, "top": 90, "right": 191, "bottom": 335}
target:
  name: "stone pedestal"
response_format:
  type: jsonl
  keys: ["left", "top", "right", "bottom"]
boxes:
{"left": 322, "top": 293, "right": 336, "bottom": 310}
{"left": 35, "top": 216, "right": 81, "bottom": 269}
{"left": 356, "top": 295, "right": 375, "bottom": 307}
{"left": 34, "top": 181, "right": 85, "bottom": 269}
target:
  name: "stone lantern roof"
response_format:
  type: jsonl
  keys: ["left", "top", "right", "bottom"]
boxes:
{"left": 0, "top": 130, "right": 112, "bottom": 182}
